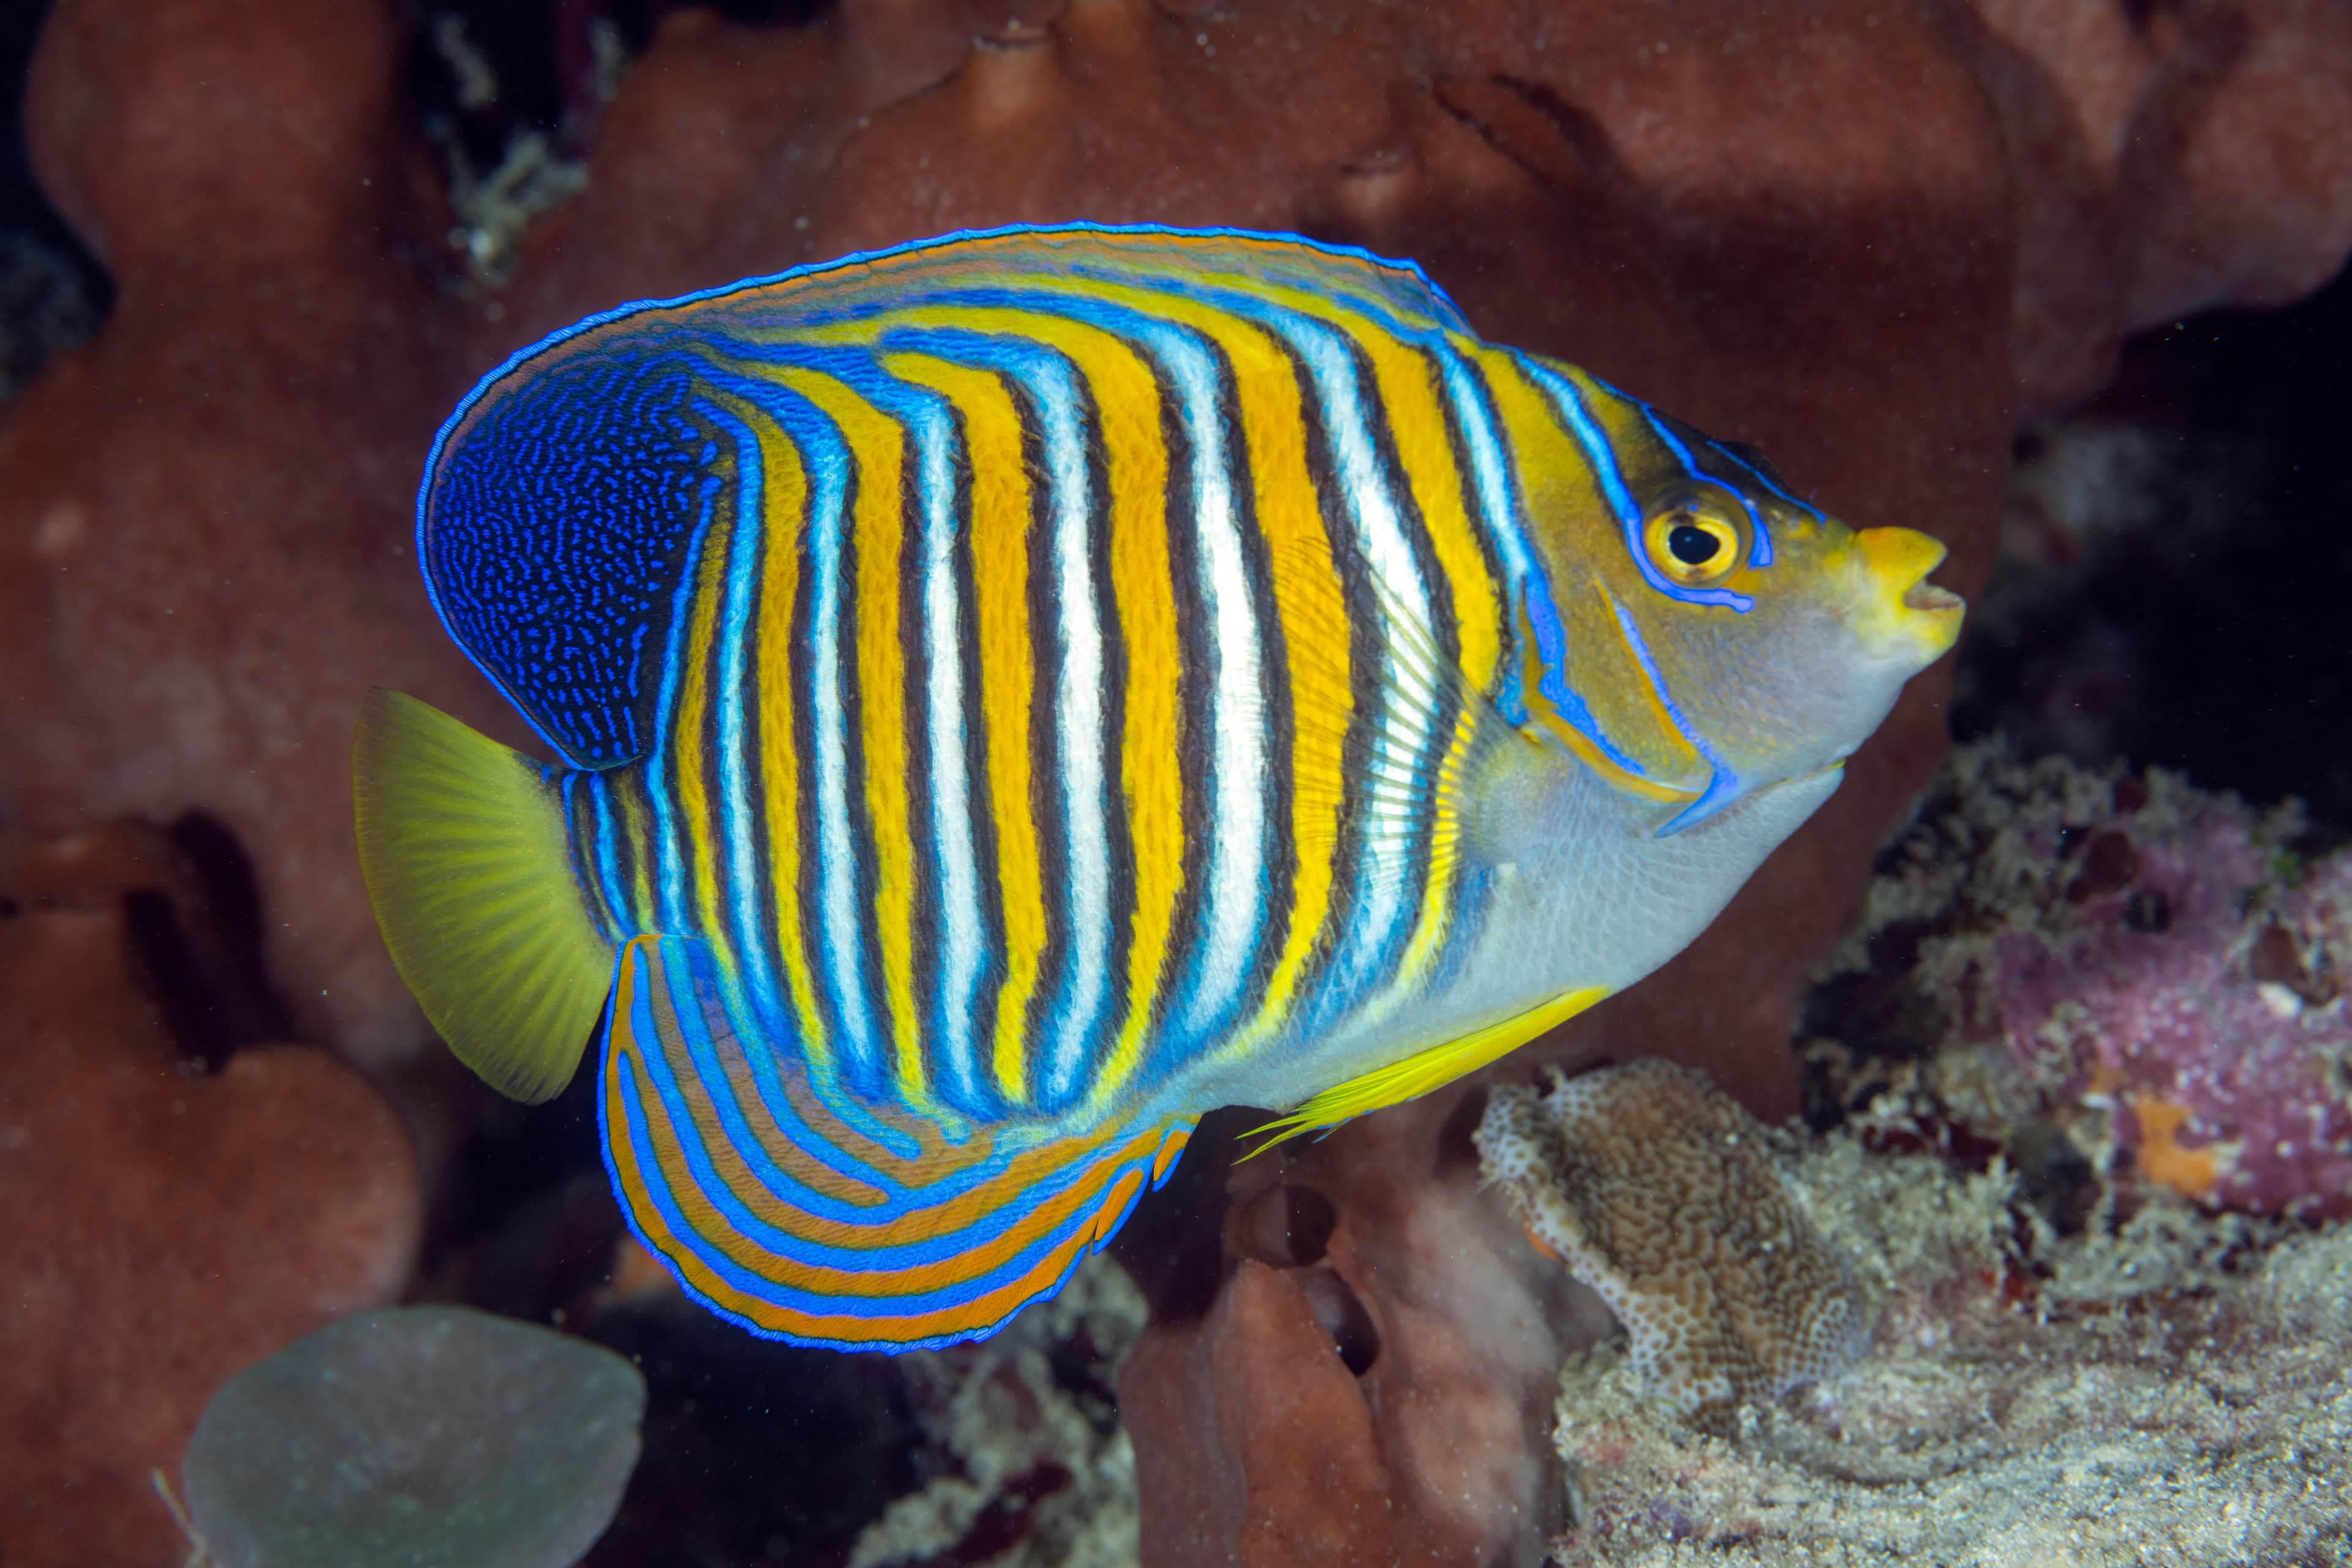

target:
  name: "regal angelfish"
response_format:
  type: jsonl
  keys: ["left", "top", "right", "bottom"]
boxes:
{"left": 356, "top": 224, "right": 1963, "bottom": 1349}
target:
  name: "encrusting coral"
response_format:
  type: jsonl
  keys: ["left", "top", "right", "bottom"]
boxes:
{"left": 1537, "top": 1132, "right": 2352, "bottom": 1566}
{"left": 850, "top": 1254, "right": 1147, "bottom": 1568}
{"left": 1476, "top": 1063, "right": 1866, "bottom": 1436}
{"left": 1806, "top": 739, "right": 2352, "bottom": 1222}
{"left": 1490, "top": 742, "right": 2352, "bottom": 1563}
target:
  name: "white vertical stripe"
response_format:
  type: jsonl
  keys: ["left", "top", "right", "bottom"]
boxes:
{"left": 710, "top": 405, "right": 775, "bottom": 1019}
{"left": 1123, "top": 322, "right": 1266, "bottom": 1042}
{"left": 1278, "top": 317, "right": 1434, "bottom": 985}
{"left": 1026, "top": 356, "right": 1113, "bottom": 1103}
{"left": 798, "top": 401, "right": 881, "bottom": 1077}
{"left": 908, "top": 391, "right": 987, "bottom": 1105}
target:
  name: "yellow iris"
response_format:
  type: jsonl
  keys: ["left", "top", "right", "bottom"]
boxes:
{"left": 1643, "top": 502, "right": 1745, "bottom": 589}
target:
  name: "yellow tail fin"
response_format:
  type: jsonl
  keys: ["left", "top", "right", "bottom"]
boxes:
{"left": 353, "top": 688, "right": 616, "bottom": 1102}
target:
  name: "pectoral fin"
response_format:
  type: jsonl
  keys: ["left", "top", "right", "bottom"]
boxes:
{"left": 1245, "top": 983, "right": 1610, "bottom": 1153}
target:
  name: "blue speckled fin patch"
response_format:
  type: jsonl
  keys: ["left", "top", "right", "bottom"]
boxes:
{"left": 420, "top": 349, "right": 724, "bottom": 769}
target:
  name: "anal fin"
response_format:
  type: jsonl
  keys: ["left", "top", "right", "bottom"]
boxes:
{"left": 602, "top": 935, "right": 1193, "bottom": 1350}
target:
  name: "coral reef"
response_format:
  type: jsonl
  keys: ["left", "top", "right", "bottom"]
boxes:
{"left": 1476, "top": 1063, "right": 1865, "bottom": 1436}
{"left": 1806, "top": 741, "right": 2352, "bottom": 1222}
{"left": 1120, "top": 1102, "right": 1613, "bottom": 1567}
{"left": 0, "top": 821, "right": 422, "bottom": 1568}
{"left": 2, "top": 1, "right": 2351, "bottom": 1564}
{"left": 1542, "top": 1134, "right": 2352, "bottom": 1566}
{"left": 851, "top": 1255, "right": 1147, "bottom": 1568}
{"left": 178, "top": 1305, "right": 644, "bottom": 1568}
{"left": 4, "top": 0, "right": 496, "bottom": 1069}
{"left": 545, "top": 1242, "right": 1142, "bottom": 1566}
{"left": 1976, "top": 0, "right": 2352, "bottom": 412}
{"left": 0, "top": 227, "right": 97, "bottom": 401}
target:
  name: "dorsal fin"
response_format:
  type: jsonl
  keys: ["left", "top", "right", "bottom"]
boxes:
{"left": 417, "top": 228, "right": 1471, "bottom": 772}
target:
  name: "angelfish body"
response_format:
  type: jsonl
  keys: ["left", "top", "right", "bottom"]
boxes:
{"left": 356, "top": 225, "right": 1962, "bottom": 1349}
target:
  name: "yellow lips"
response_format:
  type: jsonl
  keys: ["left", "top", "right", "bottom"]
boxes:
{"left": 1850, "top": 527, "right": 1966, "bottom": 666}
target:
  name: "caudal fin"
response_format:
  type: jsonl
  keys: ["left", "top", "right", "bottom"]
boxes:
{"left": 353, "top": 687, "right": 616, "bottom": 1102}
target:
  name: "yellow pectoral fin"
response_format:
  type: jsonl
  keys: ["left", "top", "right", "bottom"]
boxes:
{"left": 1243, "top": 984, "right": 1611, "bottom": 1155}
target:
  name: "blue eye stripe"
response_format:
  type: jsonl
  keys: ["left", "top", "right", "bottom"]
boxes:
{"left": 1519, "top": 360, "right": 1751, "bottom": 614}
{"left": 1604, "top": 596, "right": 1749, "bottom": 835}
{"left": 1709, "top": 437, "right": 1826, "bottom": 559}
{"left": 1642, "top": 410, "right": 1772, "bottom": 571}
{"left": 1517, "top": 358, "right": 1640, "bottom": 530}
{"left": 1435, "top": 349, "right": 1648, "bottom": 777}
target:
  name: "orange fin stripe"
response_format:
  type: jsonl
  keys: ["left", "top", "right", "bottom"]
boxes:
{"left": 602, "top": 938, "right": 1175, "bottom": 1341}
{"left": 624, "top": 1031, "right": 1123, "bottom": 1262}
{"left": 617, "top": 948, "right": 1111, "bottom": 1254}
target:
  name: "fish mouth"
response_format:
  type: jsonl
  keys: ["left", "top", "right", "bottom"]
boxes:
{"left": 1853, "top": 527, "right": 1966, "bottom": 665}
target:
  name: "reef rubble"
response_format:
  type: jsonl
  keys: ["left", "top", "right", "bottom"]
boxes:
{"left": 1537, "top": 1130, "right": 2352, "bottom": 1567}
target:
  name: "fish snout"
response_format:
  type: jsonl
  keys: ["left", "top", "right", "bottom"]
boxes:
{"left": 1850, "top": 527, "right": 1964, "bottom": 667}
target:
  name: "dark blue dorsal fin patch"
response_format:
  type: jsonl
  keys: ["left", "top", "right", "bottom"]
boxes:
{"left": 421, "top": 344, "right": 722, "bottom": 769}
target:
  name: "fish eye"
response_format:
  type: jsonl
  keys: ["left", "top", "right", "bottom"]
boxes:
{"left": 1643, "top": 503, "right": 1744, "bottom": 589}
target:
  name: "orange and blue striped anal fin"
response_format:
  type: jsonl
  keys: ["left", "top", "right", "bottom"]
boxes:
{"left": 600, "top": 935, "right": 1191, "bottom": 1350}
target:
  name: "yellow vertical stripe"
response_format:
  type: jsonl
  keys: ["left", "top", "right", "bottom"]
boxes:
{"left": 1217, "top": 295, "right": 1507, "bottom": 1005}
{"left": 875, "top": 353, "right": 1047, "bottom": 1105}
{"left": 874, "top": 310, "right": 1185, "bottom": 1108}
{"left": 774, "top": 367, "right": 928, "bottom": 1109}
{"left": 695, "top": 388, "right": 834, "bottom": 1076}
{"left": 1070, "top": 287, "right": 1349, "bottom": 1049}
{"left": 1472, "top": 347, "right": 1705, "bottom": 796}
{"left": 1219, "top": 284, "right": 1504, "bottom": 694}
{"left": 1464, "top": 343, "right": 1592, "bottom": 516}
{"left": 669, "top": 503, "right": 734, "bottom": 941}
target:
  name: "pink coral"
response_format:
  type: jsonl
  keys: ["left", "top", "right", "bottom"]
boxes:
{"left": 1995, "top": 797, "right": 2352, "bottom": 1218}
{"left": 1813, "top": 744, "right": 2352, "bottom": 1222}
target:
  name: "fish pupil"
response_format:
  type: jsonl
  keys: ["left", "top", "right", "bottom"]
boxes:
{"left": 1667, "top": 523, "right": 1719, "bottom": 565}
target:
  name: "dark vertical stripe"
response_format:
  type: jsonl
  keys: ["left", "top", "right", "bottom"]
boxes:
{"left": 1076, "top": 367, "right": 1136, "bottom": 1098}
{"left": 941, "top": 398, "right": 1007, "bottom": 1106}
{"left": 1145, "top": 351, "right": 1208, "bottom": 1061}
